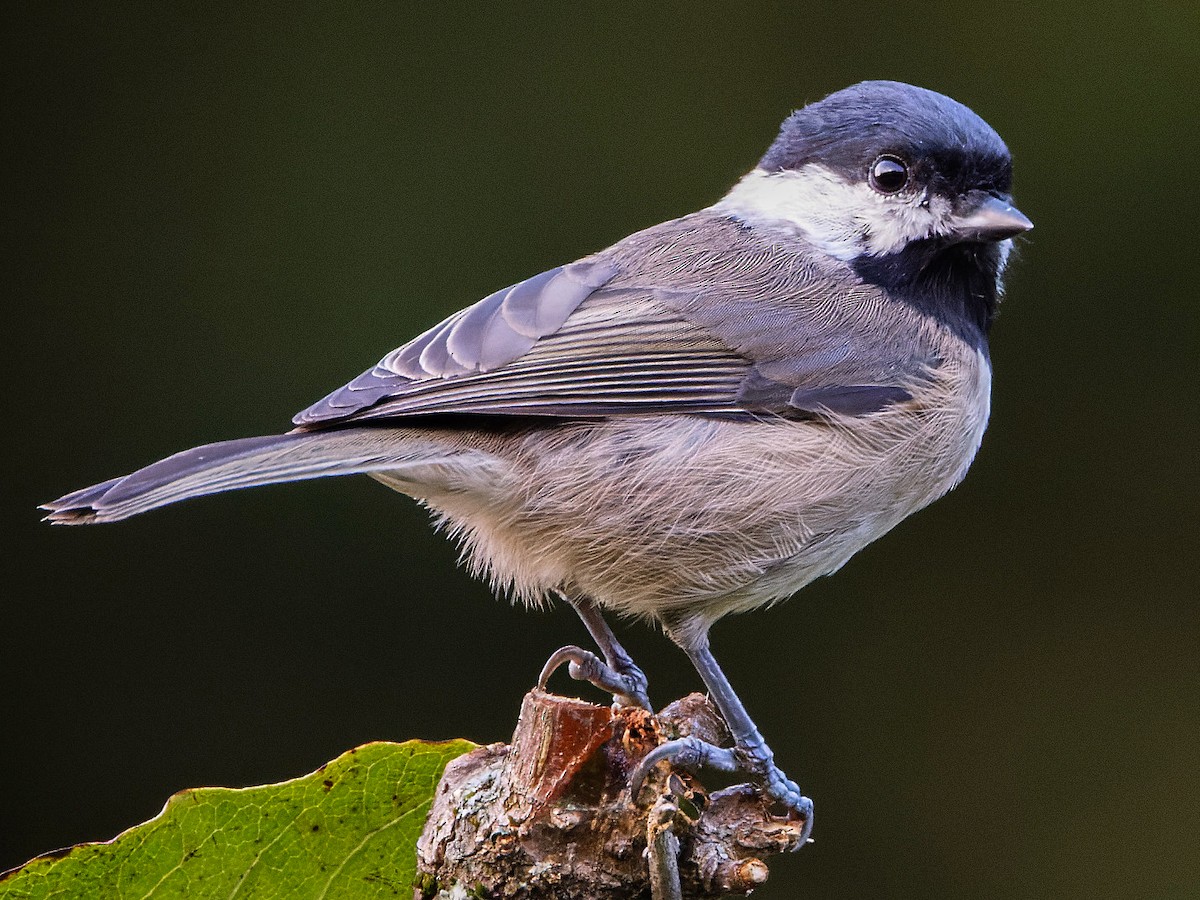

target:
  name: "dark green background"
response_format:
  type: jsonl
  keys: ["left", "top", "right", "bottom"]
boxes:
{"left": 5, "top": 4, "right": 1198, "bottom": 897}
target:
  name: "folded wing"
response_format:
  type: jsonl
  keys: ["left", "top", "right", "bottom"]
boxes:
{"left": 293, "top": 215, "right": 931, "bottom": 429}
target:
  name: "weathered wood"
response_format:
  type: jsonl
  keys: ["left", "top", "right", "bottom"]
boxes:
{"left": 416, "top": 690, "right": 805, "bottom": 899}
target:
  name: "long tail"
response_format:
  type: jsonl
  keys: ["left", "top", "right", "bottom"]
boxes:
{"left": 42, "top": 427, "right": 479, "bottom": 525}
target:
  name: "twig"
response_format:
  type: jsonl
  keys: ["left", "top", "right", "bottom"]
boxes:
{"left": 416, "top": 690, "right": 805, "bottom": 899}
{"left": 647, "top": 794, "right": 683, "bottom": 900}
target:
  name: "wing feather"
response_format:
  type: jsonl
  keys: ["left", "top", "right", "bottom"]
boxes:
{"left": 293, "top": 213, "right": 935, "bottom": 429}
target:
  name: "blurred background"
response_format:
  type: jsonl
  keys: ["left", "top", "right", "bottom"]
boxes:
{"left": 4, "top": 4, "right": 1198, "bottom": 897}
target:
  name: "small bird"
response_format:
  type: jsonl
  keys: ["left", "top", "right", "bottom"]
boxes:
{"left": 44, "top": 81, "right": 1031, "bottom": 844}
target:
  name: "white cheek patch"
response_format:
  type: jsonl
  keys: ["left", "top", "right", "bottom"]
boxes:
{"left": 713, "top": 166, "right": 945, "bottom": 260}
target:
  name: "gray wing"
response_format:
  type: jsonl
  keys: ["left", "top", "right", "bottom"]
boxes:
{"left": 293, "top": 212, "right": 935, "bottom": 429}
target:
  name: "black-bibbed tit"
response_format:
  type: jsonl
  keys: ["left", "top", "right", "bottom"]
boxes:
{"left": 44, "top": 81, "right": 1031, "bottom": 847}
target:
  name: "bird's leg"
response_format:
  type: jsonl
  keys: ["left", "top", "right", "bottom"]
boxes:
{"left": 632, "top": 623, "right": 813, "bottom": 846}
{"left": 538, "top": 593, "right": 651, "bottom": 710}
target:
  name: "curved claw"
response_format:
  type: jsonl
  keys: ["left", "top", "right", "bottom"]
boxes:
{"left": 537, "top": 645, "right": 652, "bottom": 710}
{"left": 761, "top": 770, "right": 815, "bottom": 847}
{"left": 536, "top": 645, "right": 589, "bottom": 690}
{"left": 632, "top": 736, "right": 814, "bottom": 848}
{"left": 630, "top": 736, "right": 740, "bottom": 800}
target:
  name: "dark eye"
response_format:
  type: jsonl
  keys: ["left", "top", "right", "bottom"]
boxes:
{"left": 870, "top": 155, "right": 909, "bottom": 193}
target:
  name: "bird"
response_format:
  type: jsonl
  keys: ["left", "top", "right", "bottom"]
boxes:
{"left": 43, "top": 80, "right": 1032, "bottom": 845}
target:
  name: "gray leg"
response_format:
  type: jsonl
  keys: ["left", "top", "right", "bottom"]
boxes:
{"left": 632, "top": 623, "right": 813, "bottom": 846}
{"left": 538, "top": 594, "right": 651, "bottom": 710}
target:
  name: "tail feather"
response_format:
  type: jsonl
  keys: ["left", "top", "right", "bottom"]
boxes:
{"left": 41, "top": 428, "right": 469, "bottom": 524}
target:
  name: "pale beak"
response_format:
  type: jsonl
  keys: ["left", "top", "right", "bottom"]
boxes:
{"left": 951, "top": 192, "right": 1033, "bottom": 243}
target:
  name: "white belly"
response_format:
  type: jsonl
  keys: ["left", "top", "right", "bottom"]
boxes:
{"left": 391, "top": 344, "right": 992, "bottom": 629}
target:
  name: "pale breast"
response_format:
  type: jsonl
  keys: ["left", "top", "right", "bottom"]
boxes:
{"left": 407, "top": 331, "right": 991, "bottom": 628}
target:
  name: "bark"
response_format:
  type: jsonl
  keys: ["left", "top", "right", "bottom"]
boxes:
{"left": 416, "top": 690, "right": 805, "bottom": 899}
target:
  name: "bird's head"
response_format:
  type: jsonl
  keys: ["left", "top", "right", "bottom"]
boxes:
{"left": 718, "top": 81, "right": 1032, "bottom": 273}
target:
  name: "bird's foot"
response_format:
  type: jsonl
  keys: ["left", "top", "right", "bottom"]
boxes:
{"left": 631, "top": 735, "right": 813, "bottom": 847}
{"left": 537, "top": 644, "right": 652, "bottom": 710}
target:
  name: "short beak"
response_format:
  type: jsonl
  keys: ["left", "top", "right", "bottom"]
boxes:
{"left": 950, "top": 192, "right": 1034, "bottom": 243}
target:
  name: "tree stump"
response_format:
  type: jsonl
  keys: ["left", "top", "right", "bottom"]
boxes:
{"left": 416, "top": 690, "right": 805, "bottom": 899}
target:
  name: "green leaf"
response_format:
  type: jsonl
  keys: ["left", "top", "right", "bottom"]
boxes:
{"left": 1, "top": 739, "right": 475, "bottom": 899}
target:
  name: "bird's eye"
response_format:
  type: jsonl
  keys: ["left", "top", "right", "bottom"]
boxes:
{"left": 869, "top": 155, "right": 909, "bottom": 193}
